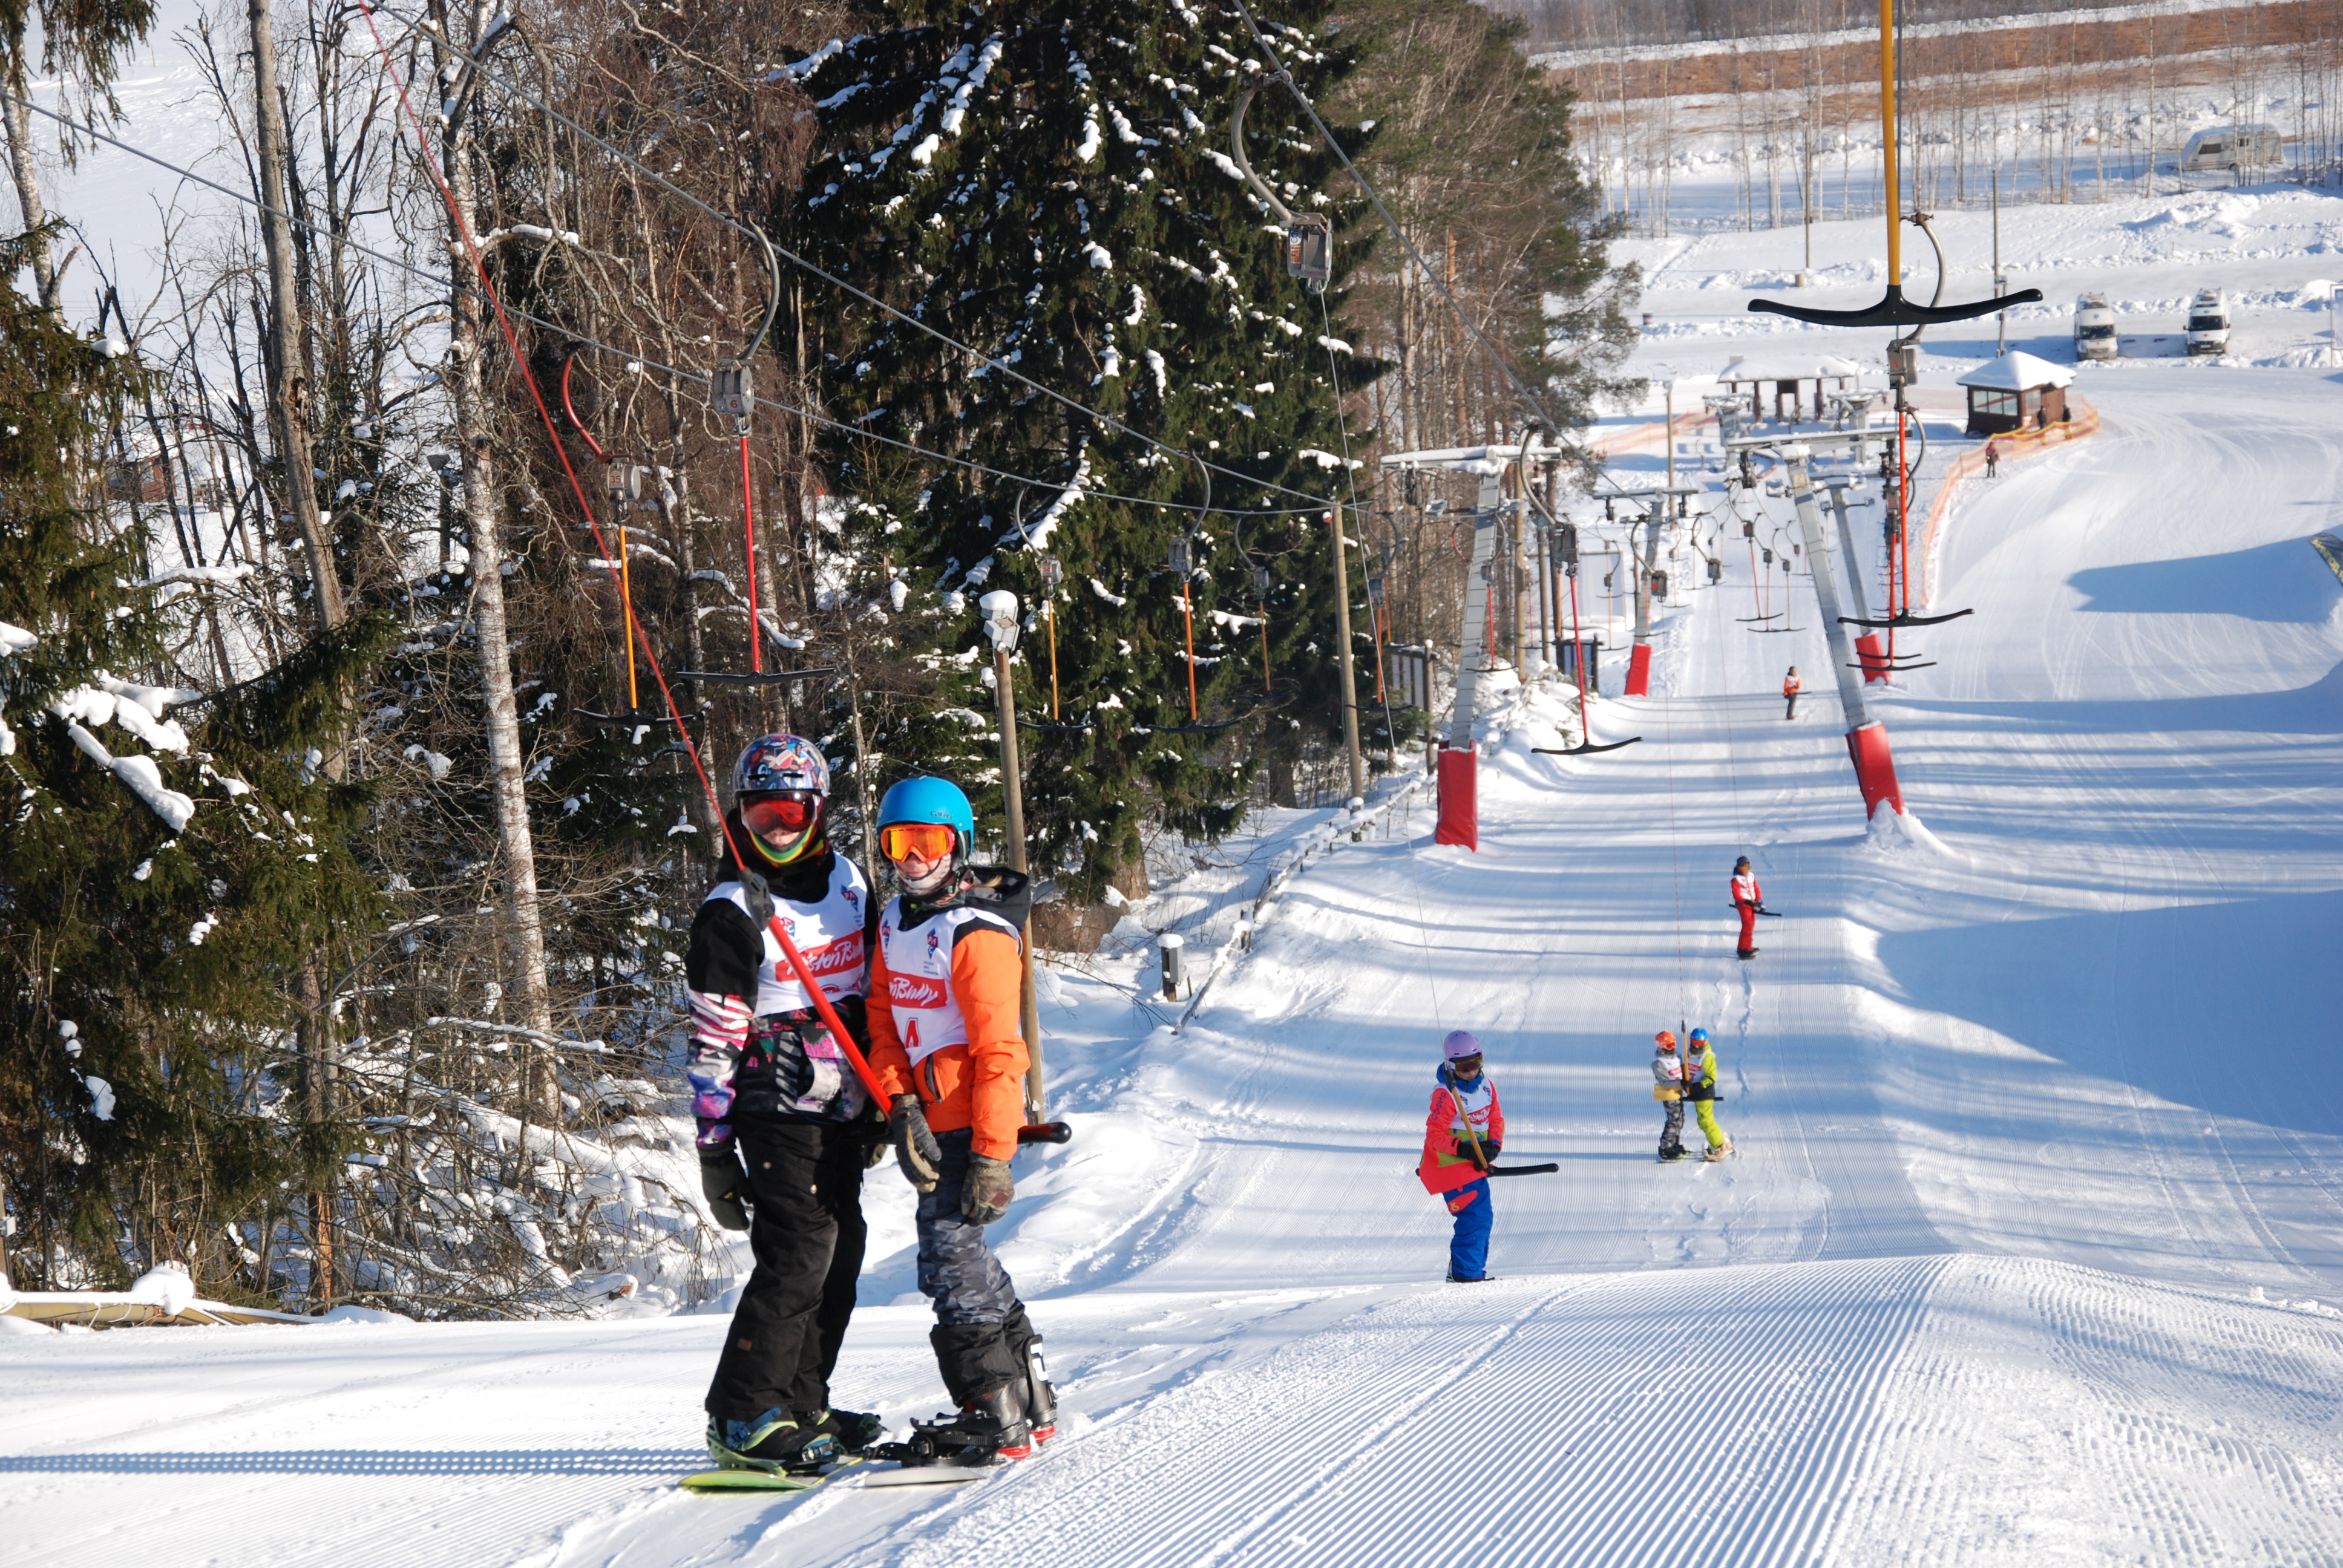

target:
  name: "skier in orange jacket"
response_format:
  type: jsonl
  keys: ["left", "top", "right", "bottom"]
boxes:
{"left": 1783, "top": 666, "right": 1801, "bottom": 720}
{"left": 864, "top": 775, "right": 1055, "bottom": 1461}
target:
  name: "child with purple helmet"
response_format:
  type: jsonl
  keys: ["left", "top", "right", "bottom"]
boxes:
{"left": 1415, "top": 1030, "right": 1506, "bottom": 1282}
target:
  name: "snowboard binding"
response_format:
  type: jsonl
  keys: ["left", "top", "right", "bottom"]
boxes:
{"left": 871, "top": 1341, "right": 1058, "bottom": 1467}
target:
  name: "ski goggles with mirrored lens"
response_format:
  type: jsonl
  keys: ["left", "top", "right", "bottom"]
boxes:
{"left": 742, "top": 792, "right": 819, "bottom": 837}
{"left": 879, "top": 822, "right": 958, "bottom": 863}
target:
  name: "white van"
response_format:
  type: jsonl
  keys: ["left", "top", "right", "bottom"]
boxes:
{"left": 2074, "top": 292, "right": 2118, "bottom": 362}
{"left": 2180, "top": 126, "right": 2282, "bottom": 175}
{"left": 2184, "top": 289, "right": 2230, "bottom": 356}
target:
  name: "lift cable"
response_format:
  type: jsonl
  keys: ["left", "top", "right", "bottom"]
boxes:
{"left": 0, "top": 90, "right": 1333, "bottom": 527}
{"left": 408, "top": 7, "right": 1356, "bottom": 520}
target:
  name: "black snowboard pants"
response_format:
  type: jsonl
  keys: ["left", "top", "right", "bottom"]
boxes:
{"left": 1659, "top": 1097, "right": 1686, "bottom": 1158}
{"left": 917, "top": 1128, "right": 1037, "bottom": 1405}
{"left": 703, "top": 1117, "right": 873, "bottom": 1422}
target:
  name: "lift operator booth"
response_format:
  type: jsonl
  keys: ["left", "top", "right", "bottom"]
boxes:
{"left": 1956, "top": 351, "right": 2074, "bottom": 437}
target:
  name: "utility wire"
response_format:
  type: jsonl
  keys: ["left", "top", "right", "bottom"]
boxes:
{"left": 0, "top": 87, "right": 1326, "bottom": 522}
{"left": 408, "top": 5, "right": 1357, "bottom": 519}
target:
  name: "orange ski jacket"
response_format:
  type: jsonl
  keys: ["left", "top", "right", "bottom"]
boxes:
{"left": 866, "top": 870, "right": 1032, "bottom": 1160}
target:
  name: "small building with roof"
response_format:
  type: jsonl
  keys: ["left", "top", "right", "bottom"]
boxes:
{"left": 1955, "top": 351, "right": 2075, "bottom": 437}
{"left": 1717, "top": 353, "right": 1872, "bottom": 423}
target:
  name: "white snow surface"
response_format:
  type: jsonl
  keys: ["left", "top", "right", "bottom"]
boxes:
{"left": 5, "top": 368, "right": 2341, "bottom": 1564}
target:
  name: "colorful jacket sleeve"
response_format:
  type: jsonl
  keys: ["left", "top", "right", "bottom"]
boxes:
{"left": 864, "top": 939, "right": 911, "bottom": 1100}
{"left": 951, "top": 927, "right": 1031, "bottom": 1161}
{"left": 683, "top": 897, "right": 760, "bottom": 1150}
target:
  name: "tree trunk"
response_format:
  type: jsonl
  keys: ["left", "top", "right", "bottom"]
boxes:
{"left": 1, "top": 32, "right": 61, "bottom": 313}
{"left": 295, "top": 959, "right": 335, "bottom": 1308}
{"left": 434, "top": 4, "right": 559, "bottom": 1120}
{"left": 246, "top": 0, "right": 344, "bottom": 630}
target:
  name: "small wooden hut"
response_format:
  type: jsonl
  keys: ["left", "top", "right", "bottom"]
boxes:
{"left": 1956, "top": 351, "right": 2074, "bottom": 437}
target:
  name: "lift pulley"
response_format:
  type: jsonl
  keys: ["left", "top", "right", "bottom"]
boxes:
{"left": 1231, "top": 71, "right": 1331, "bottom": 293}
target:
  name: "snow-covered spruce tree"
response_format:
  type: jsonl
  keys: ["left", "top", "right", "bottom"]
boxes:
{"left": 779, "top": 0, "right": 1382, "bottom": 901}
{"left": 0, "top": 260, "right": 391, "bottom": 1299}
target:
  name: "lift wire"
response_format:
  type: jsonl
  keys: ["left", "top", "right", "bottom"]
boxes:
{"left": 1317, "top": 286, "right": 1443, "bottom": 1028}
{"left": 1227, "top": 0, "right": 1653, "bottom": 509}
{"left": 407, "top": 12, "right": 1357, "bottom": 524}
{"left": 0, "top": 87, "right": 1334, "bottom": 528}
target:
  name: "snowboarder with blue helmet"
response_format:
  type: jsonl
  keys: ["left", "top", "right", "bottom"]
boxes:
{"left": 1417, "top": 1030, "right": 1506, "bottom": 1282}
{"left": 863, "top": 774, "right": 1057, "bottom": 1461}
{"left": 690, "top": 734, "right": 888, "bottom": 1474}
{"left": 1683, "top": 1027, "right": 1732, "bottom": 1161}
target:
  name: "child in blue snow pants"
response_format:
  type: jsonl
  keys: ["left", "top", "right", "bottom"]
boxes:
{"left": 1446, "top": 1179, "right": 1493, "bottom": 1280}
{"left": 1418, "top": 1030, "right": 1505, "bottom": 1284}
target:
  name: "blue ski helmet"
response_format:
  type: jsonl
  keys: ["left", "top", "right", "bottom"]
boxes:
{"left": 733, "top": 733, "right": 830, "bottom": 800}
{"left": 876, "top": 776, "right": 976, "bottom": 858}
{"left": 1688, "top": 1027, "right": 1709, "bottom": 1044}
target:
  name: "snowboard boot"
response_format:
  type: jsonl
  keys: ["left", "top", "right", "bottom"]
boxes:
{"left": 1444, "top": 1270, "right": 1495, "bottom": 1284}
{"left": 928, "top": 1381, "right": 1034, "bottom": 1462}
{"left": 809, "top": 1406, "right": 887, "bottom": 1455}
{"left": 1020, "top": 1335, "right": 1059, "bottom": 1447}
{"left": 706, "top": 1408, "right": 841, "bottom": 1474}
{"left": 1737, "top": 948, "right": 1758, "bottom": 960}
{"left": 1703, "top": 1142, "right": 1734, "bottom": 1163}
{"left": 1659, "top": 1145, "right": 1688, "bottom": 1162}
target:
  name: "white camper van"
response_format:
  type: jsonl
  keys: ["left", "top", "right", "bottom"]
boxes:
{"left": 2180, "top": 126, "right": 2283, "bottom": 177}
{"left": 2074, "top": 292, "right": 2118, "bottom": 362}
{"left": 2184, "top": 289, "right": 2231, "bottom": 356}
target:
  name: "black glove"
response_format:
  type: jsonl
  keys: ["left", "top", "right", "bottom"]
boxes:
{"left": 700, "top": 1147, "right": 751, "bottom": 1232}
{"left": 1453, "top": 1138, "right": 1495, "bottom": 1172}
{"left": 855, "top": 1108, "right": 891, "bottom": 1171}
{"left": 962, "top": 1152, "right": 1014, "bottom": 1224}
{"left": 890, "top": 1094, "right": 942, "bottom": 1193}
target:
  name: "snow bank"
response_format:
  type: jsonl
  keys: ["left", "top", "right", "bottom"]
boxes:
{"left": 318, "top": 1304, "right": 414, "bottom": 1327}
{"left": 126, "top": 1262, "right": 194, "bottom": 1316}
{"left": 1864, "top": 802, "right": 1959, "bottom": 860}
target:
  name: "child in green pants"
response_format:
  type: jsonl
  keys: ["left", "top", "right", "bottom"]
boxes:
{"left": 1683, "top": 1027, "right": 1732, "bottom": 1161}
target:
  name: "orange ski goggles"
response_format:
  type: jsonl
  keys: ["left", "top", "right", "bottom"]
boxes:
{"left": 879, "top": 822, "right": 958, "bottom": 863}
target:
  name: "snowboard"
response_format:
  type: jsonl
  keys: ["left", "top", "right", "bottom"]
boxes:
{"left": 679, "top": 1460, "right": 850, "bottom": 1494}
{"left": 680, "top": 1455, "right": 1000, "bottom": 1494}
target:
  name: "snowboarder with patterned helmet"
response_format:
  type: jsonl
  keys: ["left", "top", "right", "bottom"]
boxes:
{"left": 1653, "top": 1030, "right": 1688, "bottom": 1161}
{"left": 690, "top": 734, "right": 888, "bottom": 1474}
{"left": 863, "top": 774, "right": 1057, "bottom": 1461}
{"left": 1683, "top": 1027, "right": 1732, "bottom": 1161}
{"left": 1417, "top": 1030, "right": 1506, "bottom": 1282}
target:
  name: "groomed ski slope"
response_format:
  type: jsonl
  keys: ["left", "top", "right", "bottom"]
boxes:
{"left": 5, "top": 370, "right": 2342, "bottom": 1566}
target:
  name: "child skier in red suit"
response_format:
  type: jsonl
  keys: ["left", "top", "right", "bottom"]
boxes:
{"left": 1416, "top": 1030, "right": 1505, "bottom": 1282}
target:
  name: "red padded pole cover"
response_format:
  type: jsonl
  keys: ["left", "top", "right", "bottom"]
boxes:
{"left": 1855, "top": 632, "right": 1889, "bottom": 685}
{"left": 1624, "top": 642, "right": 1653, "bottom": 696}
{"left": 1844, "top": 721, "right": 1904, "bottom": 818}
{"left": 1435, "top": 745, "right": 1478, "bottom": 851}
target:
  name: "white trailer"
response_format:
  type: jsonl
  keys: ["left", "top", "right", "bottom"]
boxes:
{"left": 2074, "top": 292, "right": 2119, "bottom": 362}
{"left": 2185, "top": 289, "right": 2231, "bottom": 356}
{"left": 2180, "top": 126, "right": 2283, "bottom": 177}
